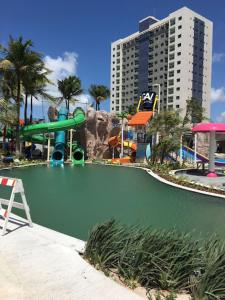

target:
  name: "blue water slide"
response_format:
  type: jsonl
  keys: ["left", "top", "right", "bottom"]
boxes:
{"left": 50, "top": 107, "right": 68, "bottom": 166}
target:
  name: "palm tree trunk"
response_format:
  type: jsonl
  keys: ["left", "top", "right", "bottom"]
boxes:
{"left": 95, "top": 100, "right": 98, "bottom": 111}
{"left": 15, "top": 78, "right": 21, "bottom": 155}
{"left": 30, "top": 95, "right": 33, "bottom": 123}
{"left": 67, "top": 100, "right": 70, "bottom": 113}
{"left": 24, "top": 93, "right": 28, "bottom": 125}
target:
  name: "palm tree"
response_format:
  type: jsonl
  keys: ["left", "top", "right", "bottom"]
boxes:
{"left": 89, "top": 84, "right": 110, "bottom": 111}
{"left": 117, "top": 112, "right": 128, "bottom": 158}
{"left": 23, "top": 66, "right": 54, "bottom": 124}
{"left": 0, "top": 36, "right": 43, "bottom": 154}
{"left": 57, "top": 75, "right": 82, "bottom": 112}
{"left": 148, "top": 110, "right": 184, "bottom": 164}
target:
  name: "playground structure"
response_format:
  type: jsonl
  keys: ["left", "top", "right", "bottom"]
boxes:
{"left": 108, "top": 92, "right": 157, "bottom": 163}
{"left": 1, "top": 106, "right": 86, "bottom": 167}
{"left": 21, "top": 107, "right": 86, "bottom": 167}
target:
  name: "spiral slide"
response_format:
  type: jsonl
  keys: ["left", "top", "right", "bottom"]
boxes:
{"left": 21, "top": 107, "right": 86, "bottom": 166}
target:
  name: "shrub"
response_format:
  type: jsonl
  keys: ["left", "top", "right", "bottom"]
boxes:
{"left": 85, "top": 220, "right": 225, "bottom": 298}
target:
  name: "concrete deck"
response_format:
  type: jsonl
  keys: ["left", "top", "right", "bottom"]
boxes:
{"left": 0, "top": 216, "right": 143, "bottom": 300}
{"left": 175, "top": 170, "right": 225, "bottom": 190}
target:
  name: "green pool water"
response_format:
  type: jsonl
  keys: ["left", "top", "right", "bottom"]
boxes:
{"left": 0, "top": 164, "right": 225, "bottom": 240}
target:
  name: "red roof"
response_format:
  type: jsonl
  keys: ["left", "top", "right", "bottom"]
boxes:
{"left": 128, "top": 112, "right": 153, "bottom": 126}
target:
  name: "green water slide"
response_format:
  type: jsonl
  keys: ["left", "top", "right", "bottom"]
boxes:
{"left": 21, "top": 108, "right": 85, "bottom": 137}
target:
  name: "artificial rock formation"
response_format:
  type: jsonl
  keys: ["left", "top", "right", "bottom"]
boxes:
{"left": 74, "top": 107, "right": 120, "bottom": 159}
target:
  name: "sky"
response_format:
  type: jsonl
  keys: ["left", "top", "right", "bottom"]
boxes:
{"left": 0, "top": 0, "right": 225, "bottom": 121}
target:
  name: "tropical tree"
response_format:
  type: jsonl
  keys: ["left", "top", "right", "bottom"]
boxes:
{"left": 117, "top": 112, "right": 128, "bottom": 158}
{"left": 182, "top": 97, "right": 207, "bottom": 126}
{"left": 127, "top": 104, "right": 137, "bottom": 115}
{"left": 57, "top": 75, "right": 82, "bottom": 112}
{"left": 148, "top": 110, "right": 185, "bottom": 164}
{"left": 89, "top": 84, "right": 110, "bottom": 111}
{"left": 23, "top": 66, "right": 54, "bottom": 124}
{"left": 0, "top": 36, "right": 43, "bottom": 154}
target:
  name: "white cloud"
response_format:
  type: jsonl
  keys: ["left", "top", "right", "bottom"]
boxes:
{"left": 217, "top": 111, "right": 225, "bottom": 122}
{"left": 213, "top": 53, "right": 225, "bottom": 63}
{"left": 44, "top": 51, "right": 78, "bottom": 98}
{"left": 44, "top": 52, "right": 78, "bottom": 84}
{"left": 31, "top": 51, "right": 89, "bottom": 113}
{"left": 211, "top": 87, "right": 225, "bottom": 103}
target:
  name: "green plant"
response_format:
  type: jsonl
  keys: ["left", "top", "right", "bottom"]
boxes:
{"left": 85, "top": 220, "right": 225, "bottom": 298}
{"left": 89, "top": 84, "right": 110, "bottom": 111}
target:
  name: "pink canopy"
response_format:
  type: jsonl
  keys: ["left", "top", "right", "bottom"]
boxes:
{"left": 192, "top": 123, "right": 225, "bottom": 132}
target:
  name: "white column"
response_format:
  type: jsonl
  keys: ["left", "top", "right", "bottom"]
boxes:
{"left": 208, "top": 130, "right": 217, "bottom": 177}
{"left": 69, "top": 129, "right": 73, "bottom": 161}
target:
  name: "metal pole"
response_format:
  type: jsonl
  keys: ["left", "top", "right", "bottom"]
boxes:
{"left": 154, "top": 84, "right": 160, "bottom": 144}
{"left": 69, "top": 129, "right": 73, "bottom": 161}
{"left": 194, "top": 133, "right": 197, "bottom": 166}
{"left": 179, "top": 134, "right": 183, "bottom": 165}
{"left": 47, "top": 135, "right": 51, "bottom": 162}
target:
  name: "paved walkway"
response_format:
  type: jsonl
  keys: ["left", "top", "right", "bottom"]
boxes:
{"left": 0, "top": 216, "right": 143, "bottom": 300}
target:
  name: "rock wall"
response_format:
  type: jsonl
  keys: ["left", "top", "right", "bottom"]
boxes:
{"left": 74, "top": 108, "right": 120, "bottom": 159}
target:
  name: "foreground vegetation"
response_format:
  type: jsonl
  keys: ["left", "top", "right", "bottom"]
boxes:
{"left": 85, "top": 220, "right": 225, "bottom": 299}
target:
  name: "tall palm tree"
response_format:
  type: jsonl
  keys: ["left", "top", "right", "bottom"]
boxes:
{"left": 57, "top": 75, "right": 82, "bottom": 112}
{"left": 0, "top": 36, "right": 43, "bottom": 154}
{"left": 89, "top": 84, "right": 110, "bottom": 111}
{"left": 117, "top": 112, "right": 128, "bottom": 158}
{"left": 22, "top": 66, "right": 54, "bottom": 124}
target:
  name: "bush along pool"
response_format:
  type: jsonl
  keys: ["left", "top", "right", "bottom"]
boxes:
{"left": 84, "top": 219, "right": 225, "bottom": 299}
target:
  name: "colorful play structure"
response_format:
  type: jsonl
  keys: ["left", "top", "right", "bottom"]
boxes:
{"left": 1, "top": 106, "right": 86, "bottom": 167}
{"left": 108, "top": 92, "right": 157, "bottom": 163}
{"left": 21, "top": 107, "right": 86, "bottom": 167}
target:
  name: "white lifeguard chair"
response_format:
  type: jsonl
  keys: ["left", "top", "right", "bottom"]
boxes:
{"left": 0, "top": 176, "right": 32, "bottom": 235}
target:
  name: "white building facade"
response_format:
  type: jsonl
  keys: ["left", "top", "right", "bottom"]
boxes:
{"left": 110, "top": 7, "right": 213, "bottom": 119}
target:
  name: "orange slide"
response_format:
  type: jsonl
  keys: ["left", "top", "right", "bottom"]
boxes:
{"left": 108, "top": 136, "right": 137, "bottom": 164}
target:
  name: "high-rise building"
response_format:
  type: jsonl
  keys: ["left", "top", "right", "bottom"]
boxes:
{"left": 110, "top": 7, "right": 213, "bottom": 118}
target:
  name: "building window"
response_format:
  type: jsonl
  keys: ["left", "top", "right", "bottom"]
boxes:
{"left": 178, "top": 43, "right": 181, "bottom": 47}
{"left": 169, "top": 79, "right": 174, "bottom": 86}
{"left": 176, "top": 96, "right": 180, "bottom": 100}
{"left": 176, "top": 105, "right": 180, "bottom": 108}
{"left": 170, "top": 45, "right": 175, "bottom": 52}
{"left": 178, "top": 25, "right": 182, "bottom": 29}
{"left": 169, "top": 53, "right": 175, "bottom": 60}
{"left": 168, "top": 88, "right": 174, "bottom": 94}
{"left": 177, "top": 70, "right": 181, "bottom": 73}
{"left": 170, "top": 18, "right": 176, "bottom": 26}
{"left": 168, "top": 96, "right": 173, "bottom": 103}
{"left": 176, "top": 87, "right": 180, "bottom": 91}
{"left": 177, "top": 61, "right": 181, "bottom": 65}
{"left": 170, "top": 27, "right": 175, "bottom": 35}
{"left": 177, "top": 52, "right": 181, "bottom": 56}
{"left": 177, "top": 78, "right": 180, "bottom": 82}
{"left": 178, "top": 34, "right": 181, "bottom": 38}
{"left": 178, "top": 16, "right": 182, "bottom": 21}
{"left": 170, "top": 36, "right": 175, "bottom": 43}
{"left": 169, "top": 62, "right": 174, "bottom": 69}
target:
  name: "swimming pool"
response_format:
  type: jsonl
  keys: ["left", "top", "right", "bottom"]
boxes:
{"left": 0, "top": 164, "right": 225, "bottom": 240}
